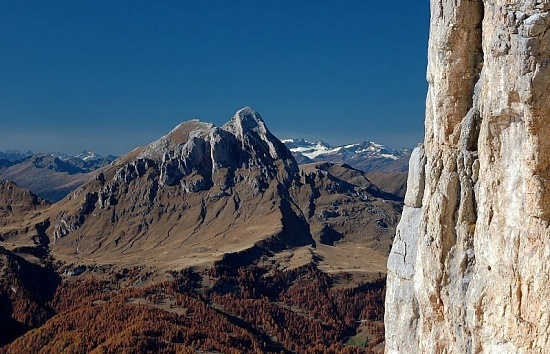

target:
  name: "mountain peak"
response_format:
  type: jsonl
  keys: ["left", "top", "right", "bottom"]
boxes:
{"left": 47, "top": 108, "right": 311, "bottom": 263}
{"left": 221, "top": 107, "right": 287, "bottom": 162}
{"left": 235, "top": 106, "right": 264, "bottom": 123}
{"left": 223, "top": 107, "right": 267, "bottom": 137}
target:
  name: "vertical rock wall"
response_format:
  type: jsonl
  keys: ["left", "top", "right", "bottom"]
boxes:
{"left": 385, "top": 0, "right": 550, "bottom": 353}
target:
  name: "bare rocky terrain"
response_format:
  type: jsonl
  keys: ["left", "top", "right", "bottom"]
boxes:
{"left": 386, "top": 1, "right": 550, "bottom": 353}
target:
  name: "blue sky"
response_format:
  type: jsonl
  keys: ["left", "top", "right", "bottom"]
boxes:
{"left": 0, "top": 1, "right": 429, "bottom": 155}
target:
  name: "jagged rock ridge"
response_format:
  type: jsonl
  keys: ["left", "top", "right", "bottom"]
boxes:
{"left": 385, "top": 1, "right": 550, "bottom": 353}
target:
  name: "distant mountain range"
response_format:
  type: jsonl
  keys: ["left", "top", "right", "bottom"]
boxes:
{"left": 0, "top": 150, "right": 117, "bottom": 169}
{"left": 0, "top": 149, "right": 34, "bottom": 162}
{"left": 0, "top": 136, "right": 411, "bottom": 203}
{"left": 0, "top": 151, "right": 117, "bottom": 202}
{"left": 283, "top": 138, "right": 411, "bottom": 173}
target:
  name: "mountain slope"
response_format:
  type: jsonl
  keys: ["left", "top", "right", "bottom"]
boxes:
{"left": 0, "top": 108, "right": 402, "bottom": 279}
{"left": 365, "top": 172, "right": 408, "bottom": 200}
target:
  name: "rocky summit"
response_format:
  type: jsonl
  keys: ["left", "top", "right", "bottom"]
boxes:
{"left": 47, "top": 107, "right": 307, "bottom": 268}
{"left": 385, "top": 1, "right": 550, "bottom": 353}
{"left": 1, "top": 107, "right": 401, "bottom": 276}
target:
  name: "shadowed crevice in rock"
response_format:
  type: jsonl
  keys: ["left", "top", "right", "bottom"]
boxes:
{"left": 318, "top": 224, "right": 344, "bottom": 246}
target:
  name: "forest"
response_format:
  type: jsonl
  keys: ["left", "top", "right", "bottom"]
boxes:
{"left": 1, "top": 249, "right": 385, "bottom": 353}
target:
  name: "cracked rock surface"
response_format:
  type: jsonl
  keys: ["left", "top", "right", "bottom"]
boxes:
{"left": 385, "top": 1, "right": 550, "bottom": 353}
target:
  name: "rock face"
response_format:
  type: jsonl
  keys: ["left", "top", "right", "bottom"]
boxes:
{"left": 386, "top": 1, "right": 550, "bottom": 353}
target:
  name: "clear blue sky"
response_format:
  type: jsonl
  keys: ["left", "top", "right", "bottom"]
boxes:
{"left": 0, "top": 1, "right": 429, "bottom": 156}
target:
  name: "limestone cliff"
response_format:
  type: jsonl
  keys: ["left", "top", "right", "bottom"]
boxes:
{"left": 385, "top": 1, "right": 550, "bottom": 353}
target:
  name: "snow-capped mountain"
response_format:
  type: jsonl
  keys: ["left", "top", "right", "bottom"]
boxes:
{"left": 282, "top": 138, "right": 411, "bottom": 173}
{"left": 75, "top": 151, "right": 101, "bottom": 161}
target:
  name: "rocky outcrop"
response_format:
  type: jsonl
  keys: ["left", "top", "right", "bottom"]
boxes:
{"left": 139, "top": 107, "right": 298, "bottom": 190}
{"left": 0, "top": 181, "right": 49, "bottom": 228}
{"left": 386, "top": 1, "right": 550, "bottom": 353}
